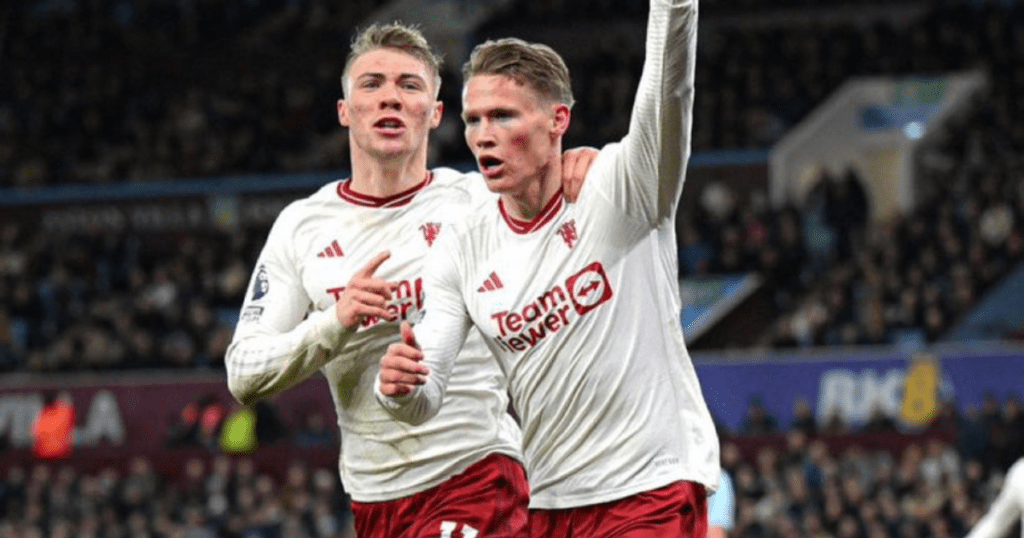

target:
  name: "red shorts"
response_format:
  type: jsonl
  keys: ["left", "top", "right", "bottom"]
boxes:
{"left": 351, "top": 453, "right": 529, "bottom": 538}
{"left": 529, "top": 481, "right": 707, "bottom": 538}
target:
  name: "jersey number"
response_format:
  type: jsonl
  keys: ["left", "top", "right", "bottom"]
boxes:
{"left": 440, "top": 521, "right": 478, "bottom": 538}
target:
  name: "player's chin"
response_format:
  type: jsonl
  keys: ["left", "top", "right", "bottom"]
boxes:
{"left": 481, "top": 175, "right": 512, "bottom": 193}
{"left": 374, "top": 140, "right": 411, "bottom": 156}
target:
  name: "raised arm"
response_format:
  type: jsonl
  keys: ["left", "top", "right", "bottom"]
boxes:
{"left": 604, "top": 0, "right": 698, "bottom": 226}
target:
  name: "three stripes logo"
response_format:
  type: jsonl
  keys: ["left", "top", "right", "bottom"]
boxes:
{"left": 317, "top": 240, "right": 345, "bottom": 258}
{"left": 477, "top": 272, "right": 504, "bottom": 293}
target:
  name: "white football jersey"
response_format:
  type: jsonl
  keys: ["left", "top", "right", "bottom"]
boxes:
{"left": 966, "top": 458, "right": 1024, "bottom": 538}
{"left": 378, "top": 0, "right": 719, "bottom": 509}
{"left": 226, "top": 169, "right": 522, "bottom": 503}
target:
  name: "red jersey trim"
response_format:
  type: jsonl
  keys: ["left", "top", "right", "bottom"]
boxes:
{"left": 500, "top": 189, "right": 564, "bottom": 235}
{"left": 337, "top": 172, "right": 434, "bottom": 208}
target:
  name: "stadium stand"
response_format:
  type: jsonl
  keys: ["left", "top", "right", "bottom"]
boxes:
{"left": 0, "top": 0, "right": 389, "bottom": 188}
{"left": 0, "top": 454, "right": 355, "bottom": 537}
{"left": 1, "top": 0, "right": 1023, "bottom": 536}
{"left": 0, "top": 394, "right": 1020, "bottom": 537}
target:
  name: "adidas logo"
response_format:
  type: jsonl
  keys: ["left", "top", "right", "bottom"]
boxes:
{"left": 477, "top": 272, "right": 504, "bottom": 292}
{"left": 317, "top": 240, "right": 344, "bottom": 258}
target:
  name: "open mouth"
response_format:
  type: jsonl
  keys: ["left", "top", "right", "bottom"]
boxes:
{"left": 375, "top": 118, "right": 405, "bottom": 131}
{"left": 479, "top": 156, "right": 503, "bottom": 174}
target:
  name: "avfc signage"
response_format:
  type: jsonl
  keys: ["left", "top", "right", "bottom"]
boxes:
{"left": 5, "top": 193, "right": 301, "bottom": 233}
{"left": 0, "top": 373, "right": 334, "bottom": 456}
{"left": 0, "top": 390, "right": 125, "bottom": 449}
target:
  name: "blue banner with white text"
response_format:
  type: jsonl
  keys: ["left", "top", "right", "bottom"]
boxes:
{"left": 695, "top": 348, "right": 1024, "bottom": 432}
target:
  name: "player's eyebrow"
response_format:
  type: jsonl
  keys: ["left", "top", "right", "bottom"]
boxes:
{"left": 461, "top": 107, "right": 515, "bottom": 122}
{"left": 397, "top": 73, "right": 427, "bottom": 85}
{"left": 355, "top": 72, "right": 427, "bottom": 85}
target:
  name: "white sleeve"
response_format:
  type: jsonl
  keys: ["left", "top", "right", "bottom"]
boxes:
{"left": 965, "top": 461, "right": 1024, "bottom": 538}
{"left": 375, "top": 229, "right": 472, "bottom": 425}
{"left": 594, "top": 0, "right": 697, "bottom": 226}
{"left": 225, "top": 210, "right": 356, "bottom": 405}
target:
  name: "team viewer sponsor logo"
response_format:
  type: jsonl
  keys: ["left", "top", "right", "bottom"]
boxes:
{"left": 491, "top": 261, "right": 613, "bottom": 352}
{"left": 566, "top": 262, "right": 612, "bottom": 315}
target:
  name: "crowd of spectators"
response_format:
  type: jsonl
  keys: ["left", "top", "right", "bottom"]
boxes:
{"left": 4, "top": 0, "right": 1022, "bottom": 188}
{"left": 2, "top": 3, "right": 1022, "bottom": 537}
{"left": 479, "top": 0, "right": 1022, "bottom": 152}
{"left": 0, "top": 223, "right": 265, "bottom": 372}
{"left": 731, "top": 392, "right": 1024, "bottom": 475}
{"left": 1, "top": 0, "right": 1023, "bottom": 370}
{"left": 674, "top": 104, "right": 1024, "bottom": 350}
{"left": 1, "top": 392, "right": 1020, "bottom": 538}
{"left": 0, "top": 455, "right": 355, "bottom": 538}
{"left": 1, "top": 0, "right": 387, "bottom": 188}
{"left": 758, "top": 87, "right": 1024, "bottom": 348}
{"left": 715, "top": 391, "right": 1024, "bottom": 538}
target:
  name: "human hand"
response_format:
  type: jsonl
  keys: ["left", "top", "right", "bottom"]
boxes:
{"left": 378, "top": 321, "right": 429, "bottom": 397}
{"left": 561, "top": 146, "right": 599, "bottom": 202}
{"left": 335, "top": 251, "right": 399, "bottom": 330}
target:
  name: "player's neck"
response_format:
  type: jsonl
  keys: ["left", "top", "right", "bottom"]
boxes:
{"left": 501, "top": 162, "right": 562, "bottom": 222}
{"left": 349, "top": 149, "right": 429, "bottom": 198}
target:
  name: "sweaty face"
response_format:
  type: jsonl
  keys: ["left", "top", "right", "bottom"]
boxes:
{"left": 462, "top": 74, "right": 568, "bottom": 196}
{"left": 339, "top": 49, "right": 442, "bottom": 161}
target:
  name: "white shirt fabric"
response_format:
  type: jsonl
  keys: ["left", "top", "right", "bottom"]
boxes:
{"left": 377, "top": 0, "right": 719, "bottom": 509}
{"left": 966, "top": 458, "right": 1024, "bottom": 538}
{"left": 226, "top": 169, "right": 522, "bottom": 503}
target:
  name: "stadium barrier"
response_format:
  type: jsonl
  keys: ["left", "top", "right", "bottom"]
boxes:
{"left": 1, "top": 345, "right": 1019, "bottom": 482}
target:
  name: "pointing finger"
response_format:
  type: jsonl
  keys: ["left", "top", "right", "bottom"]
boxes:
{"left": 356, "top": 250, "right": 391, "bottom": 279}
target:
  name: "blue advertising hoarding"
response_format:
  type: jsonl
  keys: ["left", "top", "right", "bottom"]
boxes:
{"left": 694, "top": 347, "right": 1024, "bottom": 432}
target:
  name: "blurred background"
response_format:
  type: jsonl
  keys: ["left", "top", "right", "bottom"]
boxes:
{"left": 1, "top": 0, "right": 1022, "bottom": 536}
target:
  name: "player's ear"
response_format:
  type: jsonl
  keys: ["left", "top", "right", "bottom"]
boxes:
{"left": 551, "top": 103, "right": 571, "bottom": 138}
{"left": 338, "top": 99, "right": 351, "bottom": 127}
{"left": 430, "top": 100, "right": 444, "bottom": 129}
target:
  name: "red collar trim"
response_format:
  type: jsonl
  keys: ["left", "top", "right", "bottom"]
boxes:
{"left": 500, "top": 189, "right": 564, "bottom": 235}
{"left": 337, "top": 171, "right": 434, "bottom": 208}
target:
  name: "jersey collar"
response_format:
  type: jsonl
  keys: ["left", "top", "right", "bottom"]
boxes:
{"left": 499, "top": 189, "right": 564, "bottom": 235}
{"left": 337, "top": 171, "right": 434, "bottom": 208}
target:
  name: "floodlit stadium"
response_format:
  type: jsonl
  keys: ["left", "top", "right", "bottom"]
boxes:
{"left": 1, "top": 0, "right": 1022, "bottom": 537}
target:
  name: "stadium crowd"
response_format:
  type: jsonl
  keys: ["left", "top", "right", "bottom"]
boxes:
{"left": 0, "top": 0, "right": 1022, "bottom": 369}
{"left": 1, "top": 393, "right": 1021, "bottom": 538}
{"left": 0, "top": 1, "right": 1023, "bottom": 537}
{"left": 480, "top": 0, "right": 1022, "bottom": 152}
{"left": 0, "top": 223, "right": 261, "bottom": 372}
{"left": 1, "top": 0, "right": 388, "bottom": 188}
{"left": 0, "top": 455, "right": 356, "bottom": 538}
{"left": 3, "top": 0, "right": 1022, "bottom": 187}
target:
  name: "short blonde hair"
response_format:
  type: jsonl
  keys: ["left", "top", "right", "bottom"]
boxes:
{"left": 463, "top": 38, "right": 574, "bottom": 108}
{"left": 342, "top": 22, "right": 443, "bottom": 98}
